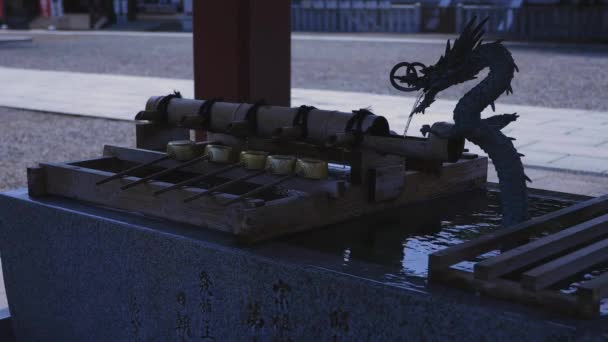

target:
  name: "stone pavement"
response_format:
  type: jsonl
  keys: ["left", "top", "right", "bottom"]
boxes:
{"left": 1, "top": 66, "right": 606, "bottom": 174}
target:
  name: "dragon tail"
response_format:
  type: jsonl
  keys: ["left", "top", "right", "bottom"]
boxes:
{"left": 468, "top": 123, "right": 529, "bottom": 226}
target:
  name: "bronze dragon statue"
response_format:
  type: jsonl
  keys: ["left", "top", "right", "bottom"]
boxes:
{"left": 389, "top": 17, "right": 529, "bottom": 227}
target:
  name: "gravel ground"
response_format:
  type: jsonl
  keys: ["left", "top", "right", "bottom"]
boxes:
{"left": 1, "top": 106, "right": 607, "bottom": 195}
{"left": 0, "top": 107, "right": 133, "bottom": 192}
{"left": 1, "top": 33, "right": 608, "bottom": 110}
{"left": 293, "top": 40, "right": 608, "bottom": 111}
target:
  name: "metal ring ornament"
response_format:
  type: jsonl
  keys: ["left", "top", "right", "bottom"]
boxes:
{"left": 389, "top": 62, "right": 426, "bottom": 92}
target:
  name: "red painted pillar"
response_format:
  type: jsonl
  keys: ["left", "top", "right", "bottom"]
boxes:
{"left": 192, "top": 0, "right": 291, "bottom": 107}
{"left": 40, "top": 0, "right": 51, "bottom": 17}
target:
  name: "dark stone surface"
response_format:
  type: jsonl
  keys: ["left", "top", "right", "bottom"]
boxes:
{"left": 0, "top": 308, "right": 15, "bottom": 342}
{"left": 0, "top": 189, "right": 606, "bottom": 341}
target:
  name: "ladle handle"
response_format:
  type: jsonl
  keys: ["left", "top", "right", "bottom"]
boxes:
{"left": 183, "top": 169, "right": 266, "bottom": 203}
{"left": 121, "top": 155, "right": 209, "bottom": 190}
{"left": 154, "top": 162, "right": 242, "bottom": 196}
{"left": 96, "top": 155, "right": 170, "bottom": 185}
{"left": 223, "top": 174, "right": 295, "bottom": 206}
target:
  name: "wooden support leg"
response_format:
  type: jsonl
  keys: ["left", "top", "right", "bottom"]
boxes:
{"left": 27, "top": 167, "right": 47, "bottom": 197}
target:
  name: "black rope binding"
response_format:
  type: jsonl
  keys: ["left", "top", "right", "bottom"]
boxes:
{"left": 157, "top": 90, "right": 182, "bottom": 123}
{"left": 292, "top": 105, "right": 316, "bottom": 139}
{"left": 245, "top": 100, "right": 266, "bottom": 134}
{"left": 345, "top": 108, "right": 374, "bottom": 145}
{"left": 197, "top": 97, "right": 222, "bottom": 128}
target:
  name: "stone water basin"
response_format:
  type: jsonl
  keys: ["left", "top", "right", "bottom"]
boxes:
{"left": 281, "top": 188, "right": 608, "bottom": 315}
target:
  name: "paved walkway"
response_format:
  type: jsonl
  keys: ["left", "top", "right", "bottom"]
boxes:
{"left": 0, "top": 66, "right": 606, "bottom": 174}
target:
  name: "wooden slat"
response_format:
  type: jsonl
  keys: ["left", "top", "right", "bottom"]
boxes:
{"left": 368, "top": 164, "right": 405, "bottom": 202}
{"left": 475, "top": 213, "right": 608, "bottom": 280}
{"left": 428, "top": 194, "right": 608, "bottom": 274}
{"left": 578, "top": 272, "right": 608, "bottom": 301}
{"left": 41, "top": 162, "right": 240, "bottom": 233}
{"left": 27, "top": 167, "right": 47, "bottom": 197}
{"left": 521, "top": 238, "right": 608, "bottom": 291}
{"left": 431, "top": 268, "right": 582, "bottom": 317}
{"left": 577, "top": 271, "right": 608, "bottom": 317}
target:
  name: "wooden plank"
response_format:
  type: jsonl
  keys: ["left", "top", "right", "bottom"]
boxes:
{"left": 27, "top": 167, "right": 47, "bottom": 197}
{"left": 429, "top": 194, "right": 608, "bottom": 274}
{"left": 41, "top": 162, "right": 241, "bottom": 233}
{"left": 401, "top": 157, "right": 487, "bottom": 203}
{"left": 577, "top": 271, "right": 608, "bottom": 318}
{"left": 432, "top": 268, "right": 582, "bottom": 317}
{"left": 240, "top": 157, "right": 486, "bottom": 243}
{"left": 70, "top": 157, "right": 118, "bottom": 170}
{"left": 360, "top": 134, "right": 464, "bottom": 162}
{"left": 578, "top": 271, "right": 608, "bottom": 302}
{"left": 521, "top": 239, "right": 608, "bottom": 291}
{"left": 41, "top": 161, "right": 345, "bottom": 243}
{"left": 475, "top": 213, "right": 608, "bottom": 280}
{"left": 368, "top": 164, "right": 405, "bottom": 202}
{"left": 103, "top": 144, "right": 167, "bottom": 162}
{"left": 236, "top": 194, "right": 324, "bottom": 243}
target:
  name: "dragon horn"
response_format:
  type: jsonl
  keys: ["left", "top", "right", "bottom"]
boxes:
{"left": 474, "top": 17, "right": 489, "bottom": 33}
{"left": 461, "top": 16, "right": 477, "bottom": 35}
{"left": 445, "top": 39, "right": 451, "bottom": 55}
{"left": 471, "top": 17, "right": 489, "bottom": 40}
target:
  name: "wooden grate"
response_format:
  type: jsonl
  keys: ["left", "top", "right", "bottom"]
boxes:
{"left": 428, "top": 194, "right": 608, "bottom": 318}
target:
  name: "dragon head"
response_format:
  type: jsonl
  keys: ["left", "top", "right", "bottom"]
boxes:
{"left": 389, "top": 17, "right": 489, "bottom": 114}
{"left": 389, "top": 61, "right": 451, "bottom": 114}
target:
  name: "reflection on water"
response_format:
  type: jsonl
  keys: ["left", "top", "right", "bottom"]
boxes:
{"left": 282, "top": 190, "right": 574, "bottom": 281}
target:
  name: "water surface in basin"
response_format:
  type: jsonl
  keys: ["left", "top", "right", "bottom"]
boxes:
{"left": 282, "top": 190, "right": 576, "bottom": 282}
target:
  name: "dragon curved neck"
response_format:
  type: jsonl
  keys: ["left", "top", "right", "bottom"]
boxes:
{"left": 453, "top": 42, "right": 528, "bottom": 227}
{"left": 454, "top": 43, "right": 516, "bottom": 124}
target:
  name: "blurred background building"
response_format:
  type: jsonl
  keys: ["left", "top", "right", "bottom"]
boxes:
{"left": 0, "top": 0, "right": 606, "bottom": 41}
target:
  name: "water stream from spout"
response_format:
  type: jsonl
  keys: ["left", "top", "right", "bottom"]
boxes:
{"left": 402, "top": 91, "right": 424, "bottom": 136}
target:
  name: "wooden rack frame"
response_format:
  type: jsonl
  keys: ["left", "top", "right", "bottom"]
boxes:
{"left": 27, "top": 145, "right": 487, "bottom": 243}
{"left": 428, "top": 194, "right": 608, "bottom": 318}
